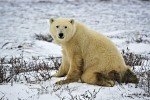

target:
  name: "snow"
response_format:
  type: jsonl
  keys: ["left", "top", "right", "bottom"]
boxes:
{"left": 0, "top": 80, "right": 148, "bottom": 100}
{"left": 0, "top": 83, "right": 38, "bottom": 100}
{"left": 0, "top": 0, "right": 150, "bottom": 100}
{"left": 31, "top": 40, "right": 62, "bottom": 57}
{"left": 0, "top": 0, "right": 150, "bottom": 58}
{"left": 127, "top": 43, "right": 150, "bottom": 54}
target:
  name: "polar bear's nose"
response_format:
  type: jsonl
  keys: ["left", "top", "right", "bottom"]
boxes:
{"left": 58, "top": 33, "right": 64, "bottom": 39}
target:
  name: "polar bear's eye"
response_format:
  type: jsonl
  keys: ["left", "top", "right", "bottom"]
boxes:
{"left": 56, "top": 26, "right": 59, "bottom": 28}
{"left": 64, "top": 26, "right": 67, "bottom": 29}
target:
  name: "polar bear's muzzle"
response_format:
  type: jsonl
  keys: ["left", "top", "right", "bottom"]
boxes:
{"left": 58, "top": 33, "right": 64, "bottom": 39}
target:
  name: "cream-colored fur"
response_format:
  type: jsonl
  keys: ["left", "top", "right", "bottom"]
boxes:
{"left": 50, "top": 18, "right": 129, "bottom": 87}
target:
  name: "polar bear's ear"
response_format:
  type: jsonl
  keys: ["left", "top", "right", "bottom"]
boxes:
{"left": 69, "top": 19, "right": 74, "bottom": 24}
{"left": 50, "top": 18, "right": 54, "bottom": 24}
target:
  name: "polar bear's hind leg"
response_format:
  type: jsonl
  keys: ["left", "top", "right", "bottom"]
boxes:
{"left": 81, "top": 69, "right": 115, "bottom": 87}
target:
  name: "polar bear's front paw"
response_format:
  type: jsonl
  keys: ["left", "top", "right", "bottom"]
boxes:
{"left": 107, "top": 80, "right": 115, "bottom": 87}
{"left": 55, "top": 80, "right": 70, "bottom": 85}
{"left": 55, "top": 79, "right": 77, "bottom": 85}
{"left": 55, "top": 80, "right": 66, "bottom": 85}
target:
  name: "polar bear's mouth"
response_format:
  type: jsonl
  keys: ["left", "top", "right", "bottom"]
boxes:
{"left": 58, "top": 33, "right": 64, "bottom": 39}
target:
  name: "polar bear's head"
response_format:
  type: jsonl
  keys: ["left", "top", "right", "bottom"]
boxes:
{"left": 49, "top": 18, "right": 76, "bottom": 44}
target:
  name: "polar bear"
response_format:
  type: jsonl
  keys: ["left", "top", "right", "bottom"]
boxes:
{"left": 49, "top": 18, "right": 138, "bottom": 87}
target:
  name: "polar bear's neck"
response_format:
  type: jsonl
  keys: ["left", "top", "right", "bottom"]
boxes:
{"left": 63, "top": 22, "right": 91, "bottom": 52}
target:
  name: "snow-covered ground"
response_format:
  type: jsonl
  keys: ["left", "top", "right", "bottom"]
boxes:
{"left": 0, "top": 0, "right": 150, "bottom": 100}
{"left": 0, "top": 81, "right": 148, "bottom": 100}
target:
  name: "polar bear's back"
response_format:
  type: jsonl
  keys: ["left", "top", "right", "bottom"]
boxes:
{"left": 76, "top": 22, "right": 127, "bottom": 74}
